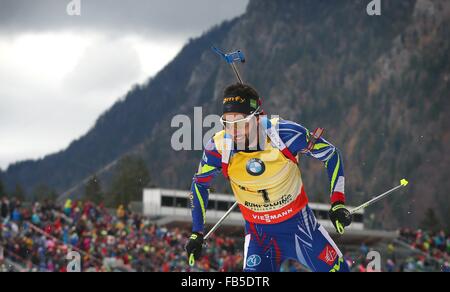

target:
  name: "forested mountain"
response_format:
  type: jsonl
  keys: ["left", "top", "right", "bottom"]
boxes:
{"left": 2, "top": 0, "right": 449, "bottom": 230}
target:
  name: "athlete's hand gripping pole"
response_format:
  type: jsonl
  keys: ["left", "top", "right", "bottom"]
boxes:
{"left": 188, "top": 201, "right": 239, "bottom": 267}
{"left": 332, "top": 179, "right": 409, "bottom": 235}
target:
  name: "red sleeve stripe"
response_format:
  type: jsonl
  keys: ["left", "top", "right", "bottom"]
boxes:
{"left": 281, "top": 148, "right": 298, "bottom": 164}
{"left": 221, "top": 163, "right": 229, "bottom": 179}
{"left": 330, "top": 192, "right": 346, "bottom": 204}
{"left": 206, "top": 150, "right": 221, "bottom": 159}
{"left": 194, "top": 176, "right": 213, "bottom": 183}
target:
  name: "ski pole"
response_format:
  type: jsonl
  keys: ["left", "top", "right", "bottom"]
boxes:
{"left": 335, "top": 178, "right": 409, "bottom": 234}
{"left": 189, "top": 201, "right": 239, "bottom": 267}
{"left": 189, "top": 47, "right": 246, "bottom": 267}
{"left": 351, "top": 178, "right": 409, "bottom": 214}
{"left": 204, "top": 201, "right": 239, "bottom": 240}
{"left": 211, "top": 46, "right": 246, "bottom": 84}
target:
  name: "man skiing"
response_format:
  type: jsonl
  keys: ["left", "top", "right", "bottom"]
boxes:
{"left": 186, "top": 83, "right": 352, "bottom": 272}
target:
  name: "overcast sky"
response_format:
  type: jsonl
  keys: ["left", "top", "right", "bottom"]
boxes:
{"left": 0, "top": 0, "right": 249, "bottom": 170}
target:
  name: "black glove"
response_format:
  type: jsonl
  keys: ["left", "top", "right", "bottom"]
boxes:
{"left": 329, "top": 202, "right": 352, "bottom": 234}
{"left": 186, "top": 232, "right": 204, "bottom": 266}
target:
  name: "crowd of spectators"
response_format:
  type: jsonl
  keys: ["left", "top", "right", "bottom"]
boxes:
{"left": 1, "top": 196, "right": 448, "bottom": 272}
{"left": 0, "top": 197, "right": 242, "bottom": 272}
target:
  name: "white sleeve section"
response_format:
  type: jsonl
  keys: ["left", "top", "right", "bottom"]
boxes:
{"left": 285, "top": 133, "right": 302, "bottom": 148}
{"left": 334, "top": 176, "right": 345, "bottom": 193}
{"left": 311, "top": 147, "right": 335, "bottom": 160}
{"left": 243, "top": 234, "right": 251, "bottom": 270}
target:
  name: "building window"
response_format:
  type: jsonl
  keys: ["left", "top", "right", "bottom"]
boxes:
{"left": 217, "top": 201, "right": 230, "bottom": 211}
{"left": 208, "top": 200, "right": 217, "bottom": 210}
{"left": 175, "top": 197, "right": 189, "bottom": 208}
{"left": 162, "top": 196, "right": 175, "bottom": 207}
{"left": 353, "top": 213, "right": 363, "bottom": 223}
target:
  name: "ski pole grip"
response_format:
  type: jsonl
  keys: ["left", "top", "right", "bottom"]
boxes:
{"left": 336, "top": 221, "right": 345, "bottom": 235}
{"left": 189, "top": 253, "right": 195, "bottom": 267}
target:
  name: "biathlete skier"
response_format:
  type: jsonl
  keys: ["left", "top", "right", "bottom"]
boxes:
{"left": 186, "top": 83, "right": 352, "bottom": 272}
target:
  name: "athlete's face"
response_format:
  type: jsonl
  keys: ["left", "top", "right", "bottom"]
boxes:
{"left": 222, "top": 112, "right": 258, "bottom": 143}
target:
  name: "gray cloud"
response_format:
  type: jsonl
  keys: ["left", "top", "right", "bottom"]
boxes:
{"left": 62, "top": 38, "right": 142, "bottom": 95}
{"left": 0, "top": 0, "right": 249, "bottom": 38}
{"left": 0, "top": 0, "right": 249, "bottom": 170}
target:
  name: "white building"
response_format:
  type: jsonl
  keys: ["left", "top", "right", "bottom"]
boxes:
{"left": 143, "top": 188, "right": 368, "bottom": 230}
{"left": 142, "top": 188, "right": 398, "bottom": 244}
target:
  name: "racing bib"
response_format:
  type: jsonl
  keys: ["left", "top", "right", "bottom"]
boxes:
{"left": 213, "top": 122, "right": 308, "bottom": 224}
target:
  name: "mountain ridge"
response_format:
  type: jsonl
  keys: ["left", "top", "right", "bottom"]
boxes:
{"left": 2, "top": 0, "right": 449, "bottom": 230}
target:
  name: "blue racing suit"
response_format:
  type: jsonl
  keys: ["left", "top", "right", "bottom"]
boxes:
{"left": 190, "top": 119, "right": 349, "bottom": 272}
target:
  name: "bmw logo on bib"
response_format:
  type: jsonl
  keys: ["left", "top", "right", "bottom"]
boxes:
{"left": 246, "top": 158, "right": 265, "bottom": 176}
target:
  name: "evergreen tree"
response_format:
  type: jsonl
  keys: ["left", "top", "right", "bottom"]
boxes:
{"left": 12, "top": 184, "right": 26, "bottom": 201}
{"left": 109, "top": 156, "right": 151, "bottom": 207}
{"left": 420, "top": 208, "right": 441, "bottom": 233}
{"left": 0, "top": 178, "right": 5, "bottom": 197}
{"left": 85, "top": 175, "right": 103, "bottom": 204}
{"left": 32, "top": 184, "right": 57, "bottom": 202}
